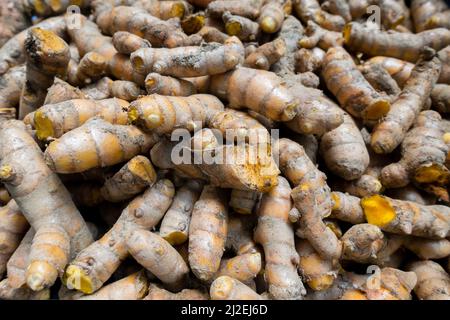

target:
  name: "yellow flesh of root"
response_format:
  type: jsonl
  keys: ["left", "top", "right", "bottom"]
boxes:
{"left": 170, "top": 3, "right": 186, "bottom": 18}
{"left": 260, "top": 17, "right": 277, "bottom": 33}
{"left": 34, "top": 110, "right": 55, "bottom": 140}
{"left": 364, "top": 100, "right": 391, "bottom": 121}
{"left": 225, "top": 21, "right": 242, "bottom": 37}
{"left": 414, "top": 163, "right": 450, "bottom": 185}
{"left": 63, "top": 265, "right": 94, "bottom": 294}
{"left": 163, "top": 231, "right": 188, "bottom": 246}
{"left": 361, "top": 195, "right": 396, "bottom": 227}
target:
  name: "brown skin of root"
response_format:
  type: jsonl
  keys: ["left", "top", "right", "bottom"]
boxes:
{"left": 295, "top": 48, "right": 325, "bottom": 73}
{"left": 213, "top": 253, "right": 262, "bottom": 284}
{"left": 271, "top": 15, "right": 304, "bottom": 77}
{"left": 64, "top": 180, "right": 175, "bottom": 294}
{"left": 385, "top": 185, "right": 435, "bottom": 206}
{"left": 258, "top": 2, "right": 285, "bottom": 34}
{"left": 206, "top": 0, "right": 262, "bottom": 20}
{"left": 403, "top": 237, "right": 450, "bottom": 260}
{"left": 0, "top": 187, "right": 11, "bottom": 205}
{"left": 411, "top": 0, "right": 448, "bottom": 32}
{"left": 330, "top": 192, "right": 366, "bottom": 224}
{"left": 6, "top": 229, "right": 33, "bottom": 289}
{"left": 320, "top": 113, "right": 370, "bottom": 180}
{"left": 81, "top": 77, "right": 113, "bottom": 100}
{"left": 79, "top": 271, "right": 149, "bottom": 300}
{"left": 380, "top": 111, "right": 449, "bottom": 188}
{"left": 296, "top": 239, "right": 337, "bottom": 291}
{"left": 341, "top": 224, "right": 388, "bottom": 263}
{"left": 406, "top": 260, "right": 450, "bottom": 300}
{"left": 229, "top": 189, "right": 259, "bottom": 215}
{"left": 110, "top": 81, "right": 143, "bottom": 101}
{"left": 131, "top": 36, "right": 243, "bottom": 78}
{"left": 371, "top": 52, "right": 442, "bottom": 154}
{"left": 159, "top": 181, "right": 202, "bottom": 245}
{"left": 44, "top": 78, "right": 86, "bottom": 105}
{"left": 343, "top": 22, "right": 450, "bottom": 63}
{"left": 100, "top": 155, "right": 157, "bottom": 203}
{"left": 210, "top": 276, "right": 263, "bottom": 300}
{"left": 197, "top": 26, "right": 229, "bottom": 43}
{"left": 293, "top": 0, "right": 345, "bottom": 32}
{"left": 209, "top": 67, "right": 298, "bottom": 122}
{"left": 44, "top": 118, "right": 159, "bottom": 174}
{"left": 188, "top": 186, "right": 228, "bottom": 282}
{"left": 431, "top": 84, "right": 450, "bottom": 114}
{"left": 145, "top": 73, "right": 197, "bottom": 96}
{"left": 226, "top": 216, "right": 258, "bottom": 255}
{"left": 0, "top": 1, "right": 28, "bottom": 47}
{"left": 67, "top": 52, "right": 107, "bottom": 87}
{"left": 0, "top": 65, "right": 26, "bottom": 109}
{"left": 254, "top": 176, "right": 306, "bottom": 300}
{"left": 322, "top": 47, "right": 390, "bottom": 121}
{"left": 112, "top": 31, "right": 151, "bottom": 55}
{"left": 298, "top": 21, "right": 343, "bottom": 51}
{"left": 0, "top": 279, "right": 50, "bottom": 300}
{"left": 126, "top": 230, "right": 189, "bottom": 291}
{"left": 34, "top": 98, "right": 129, "bottom": 141}
{"left": 244, "top": 39, "right": 286, "bottom": 70}
{"left": 0, "top": 200, "right": 28, "bottom": 276}
{"left": 129, "top": 94, "right": 224, "bottom": 134}
{"left": 145, "top": 283, "right": 208, "bottom": 300}
{"left": 223, "top": 12, "right": 260, "bottom": 42}
{"left": 359, "top": 63, "right": 401, "bottom": 97}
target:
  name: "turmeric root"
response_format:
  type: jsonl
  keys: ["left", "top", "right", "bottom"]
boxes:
{"left": 244, "top": 39, "right": 286, "bottom": 70}
{"left": 95, "top": 6, "right": 195, "bottom": 48}
{"left": 110, "top": 81, "right": 144, "bottom": 101}
{"left": 271, "top": 15, "right": 304, "bottom": 76}
{"left": 229, "top": 189, "right": 259, "bottom": 214}
{"left": 33, "top": 98, "right": 129, "bottom": 141}
{"left": 44, "top": 118, "right": 159, "bottom": 174}
{"left": 100, "top": 155, "right": 157, "bottom": 203}
{"left": 79, "top": 271, "right": 149, "bottom": 300}
{"left": 0, "top": 279, "right": 50, "bottom": 300}
{"left": 0, "top": 120, "right": 93, "bottom": 291}
{"left": 0, "top": 200, "right": 28, "bottom": 276}
{"left": 343, "top": 22, "right": 450, "bottom": 63}
{"left": 361, "top": 194, "right": 450, "bottom": 238}
{"left": 379, "top": 111, "right": 449, "bottom": 188}
{"left": 126, "top": 230, "right": 189, "bottom": 291}
{"left": 359, "top": 63, "right": 401, "bottom": 98}
{"left": 371, "top": 50, "right": 442, "bottom": 154}
{"left": 293, "top": 0, "right": 345, "bottom": 31}
{"left": 298, "top": 21, "right": 343, "bottom": 51}
{"left": 112, "top": 31, "right": 151, "bottom": 55}
{"left": 254, "top": 176, "right": 306, "bottom": 299}
{"left": 307, "top": 267, "right": 417, "bottom": 300}
{"left": 67, "top": 52, "right": 107, "bottom": 87}
{"left": 197, "top": 26, "right": 229, "bottom": 43}
{"left": 81, "top": 77, "right": 113, "bottom": 100}
{"left": 322, "top": 47, "right": 390, "bottom": 121}
{"left": 0, "top": 1, "right": 28, "bottom": 48}
{"left": 275, "top": 138, "right": 341, "bottom": 260}
{"left": 0, "top": 16, "right": 66, "bottom": 76}
{"left": 145, "top": 283, "right": 208, "bottom": 300}
{"left": 222, "top": 11, "right": 260, "bottom": 42}
{"left": 137, "top": 0, "right": 193, "bottom": 20}
{"left": 431, "top": 84, "right": 450, "bottom": 114}
{"left": 64, "top": 179, "right": 175, "bottom": 294}
{"left": 296, "top": 239, "right": 338, "bottom": 291}
{"left": 210, "top": 276, "right": 264, "bottom": 300}
{"left": 403, "top": 237, "right": 450, "bottom": 260}
{"left": 406, "top": 260, "right": 450, "bottom": 300}
{"left": 206, "top": 0, "right": 262, "bottom": 20}
{"left": 329, "top": 192, "right": 366, "bottom": 224}
{"left": 128, "top": 94, "right": 224, "bottom": 134}
{"left": 130, "top": 36, "right": 243, "bottom": 78}
{"left": 181, "top": 11, "right": 206, "bottom": 35}
{"left": 19, "top": 28, "right": 70, "bottom": 119}
{"left": 44, "top": 78, "right": 87, "bottom": 105}
{"left": 321, "top": 0, "right": 351, "bottom": 22}
{"left": 348, "top": 0, "right": 408, "bottom": 29}
{"left": 159, "top": 180, "right": 203, "bottom": 245}
{"left": 0, "top": 186, "right": 12, "bottom": 205}
{"left": 0, "top": 65, "right": 26, "bottom": 109}
{"left": 258, "top": 0, "right": 288, "bottom": 34}
{"left": 295, "top": 47, "right": 325, "bottom": 73}
{"left": 320, "top": 113, "right": 370, "bottom": 180}
{"left": 226, "top": 215, "right": 258, "bottom": 255}
{"left": 423, "top": 11, "right": 450, "bottom": 30}
{"left": 208, "top": 67, "right": 298, "bottom": 121}
{"left": 411, "top": 0, "right": 448, "bottom": 32}
{"left": 145, "top": 73, "right": 197, "bottom": 96}
{"left": 213, "top": 252, "right": 262, "bottom": 284}
{"left": 188, "top": 186, "right": 228, "bottom": 281}
{"left": 6, "top": 229, "right": 34, "bottom": 288}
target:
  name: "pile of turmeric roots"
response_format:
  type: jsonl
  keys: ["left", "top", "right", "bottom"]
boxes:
{"left": 0, "top": 0, "right": 450, "bottom": 300}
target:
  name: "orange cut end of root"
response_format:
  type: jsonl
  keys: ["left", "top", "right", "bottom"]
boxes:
{"left": 361, "top": 195, "right": 396, "bottom": 227}
{"left": 63, "top": 265, "right": 95, "bottom": 294}
{"left": 414, "top": 163, "right": 450, "bottom": 185}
